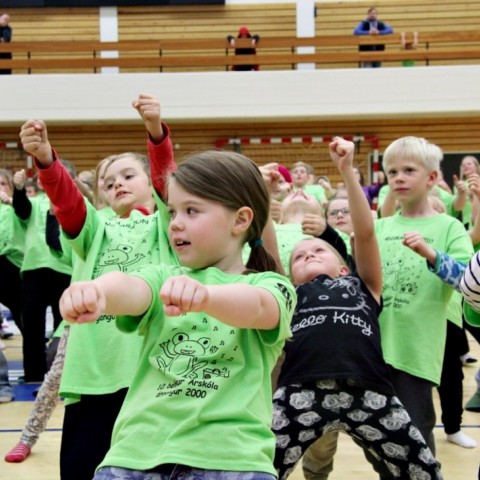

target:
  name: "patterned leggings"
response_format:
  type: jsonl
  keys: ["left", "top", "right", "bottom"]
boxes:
{"left": 20, "top": 327, "right": 69, "bottom": 447}
{"left": 272, "top": 379, "right": 443, "bottom": 480}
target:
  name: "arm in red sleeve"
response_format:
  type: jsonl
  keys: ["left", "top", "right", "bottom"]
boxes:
{"left": 35, "top": 150, "right": 87, "bottom": 238}
{"left": 147, "top": 122, "right": 176, "bottom": 199}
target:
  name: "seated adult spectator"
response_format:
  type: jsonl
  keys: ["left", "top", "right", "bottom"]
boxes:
{"left": 353, "top": 7, "right": 393, "bottom": 68}
{"left": 0, "top": 13, "right": 12, "bottom": 75}
{"left": 227, "top": 26, "right": 260, "bottom": 71}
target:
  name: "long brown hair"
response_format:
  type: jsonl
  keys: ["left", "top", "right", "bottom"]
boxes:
{"left": 170, "top": 150, "right": 277, "bottom": 273}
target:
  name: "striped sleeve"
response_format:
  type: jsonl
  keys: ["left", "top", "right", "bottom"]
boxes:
{"left": 460, "top": 251, "right": 480, "bottom": 311}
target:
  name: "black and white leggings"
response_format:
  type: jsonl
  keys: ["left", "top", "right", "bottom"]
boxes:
{"left": 272, "top": 379, "right": 443, "bottom": 480}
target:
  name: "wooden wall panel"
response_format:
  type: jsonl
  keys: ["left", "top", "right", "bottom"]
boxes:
{"left": 315, "top": 0, "right": 480, "bottom": 68}
{"left": 2, "top": 116, "right": 479, "bottom": 187}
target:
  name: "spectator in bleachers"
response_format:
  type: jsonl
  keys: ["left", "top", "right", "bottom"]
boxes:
{"left": 0, "top": 13, "right": 12, "bottom": 75}
{"left": 353, "top": 7, "right": 393, "bottom": 68}
{"left": 227, "top": 26, "right": 260, "bottom": 71}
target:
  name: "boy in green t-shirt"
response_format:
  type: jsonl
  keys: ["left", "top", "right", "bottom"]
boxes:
{"left": 291, "top": 161, "right": 328, "bottom": 205}
{"left": 374, "top": 136, "right": 473, "bottom": 459}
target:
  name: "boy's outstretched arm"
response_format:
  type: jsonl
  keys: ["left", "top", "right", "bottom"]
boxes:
{"left": 60, "top": 271, "right": 152, "bottom": 324}
{"left": 132, "top": 93, "right": 176, "bottom": 198}
{"left": 329, "top": 137, "right": 382, "bottom": 302}
{"left": 20, "top": 120, "right": 86, "bottom": 237}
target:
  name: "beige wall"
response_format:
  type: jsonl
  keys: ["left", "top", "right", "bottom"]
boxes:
{"left": 2, "top": 65, "right": 480, "bottom": 127}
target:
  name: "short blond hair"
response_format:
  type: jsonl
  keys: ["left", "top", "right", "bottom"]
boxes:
{"left": 382, "top": 136, "right": 442, "bottom": 173}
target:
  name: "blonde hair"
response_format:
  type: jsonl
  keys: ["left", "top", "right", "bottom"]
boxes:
{"left": 460, "top": 155, "right": 480, "bottom": 180}
{"left": 382, "top": 136, "right": 442, "bottom": 173}
{"left": 289, "top": 238, "right": 348, "bottom": 283}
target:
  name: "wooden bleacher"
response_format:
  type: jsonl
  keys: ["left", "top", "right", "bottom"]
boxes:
{"left": 0, "top": 1, "right": 479, "bottom": 178}
{"left": 1, "top": 31, "right": 480, "bottom": 73}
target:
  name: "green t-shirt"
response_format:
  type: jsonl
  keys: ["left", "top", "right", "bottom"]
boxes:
{"left": 453, "top": 187, "right": 473, "bottom": 229}
{"left": 100, "top": 264, "right": 295, "bottom": 475}
{"left": 303, "top": 184, "right": 327, "bottom": 204}
{"left": 20, "top": 194, "right": 72, "bottom": 275}
{"left": 375, "top": 213, "right": 473, "bottom": 385}
{"left": 0, "top": 202, "right": 25, "bottom": 268}
{"left": 272, "top": 223, "right": 350, "bottom": 278}
{"left": 59, "top": 200, "right": 177, "bottom": 402}
{"left": 447, "top": 290, "right": 463, "bottom": 328}
{"left": 377, "top": 185, "right": 456, "bottom": 217}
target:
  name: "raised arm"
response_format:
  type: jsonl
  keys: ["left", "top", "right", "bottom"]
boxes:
{"left": 132, "top": 93, "right": 176, "bottom": 198}
{"left": 12, "top": 169, "right": 32, "bottom": 220}
{"left": 468, "top": 174, "right": 480, "bottom": 245}
{"left": 329, "top": 137, "right": 382, "bottom": 301}
{"left": 452, "top": 174, "right": 469, "bottom": 213}
{"left": 19, "top": 120, "right": 86, "bottom": 237}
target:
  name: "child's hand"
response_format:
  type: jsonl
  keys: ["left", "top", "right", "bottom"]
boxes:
{"left": 403, "top": 231, "right": 435, "bottom": 261}
{"left": 160, "top": 275, "right": 209, "bottom": 316}
{"left": 259, "top": 163, "right": 281, "bottom": 195}
{"left": 453, "top": 174, "right": 468, "bottom": 195}
{"left": 270, "top": 199, "right": 282, "bottom": 223}
{"left": 0, "top": 191, "right": 12, "bottom": 205}
{"left": 302, "top": 213, "right": 326, "bottom": 237}
{"left": 468, "top": 173, "right": 480, "bottom": 198}
{"left": 329, "top": 137, "right": 355, "bottom": 171}
{"left": 132, "top": 93, "right": 164, "bottom": 143}
{"left": 59, "top": 281, "right": 106, "bottom": 323}
{"left": 13, "top": 169, "right": 27, "bottom": 190}
{"left": 19, "top": 120, "right": 53, "bottom": 165}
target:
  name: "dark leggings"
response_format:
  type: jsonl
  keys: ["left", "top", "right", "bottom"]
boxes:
{"left": 21, "top": 268, "right": 71, "bottom": 382}
{"left": 60, "top": 389, "right": 128, "bottom": 480}
{"left": 437, "top": 321, "right": 465, "bottom": 434}
{"left": 272, "top": 379, "right": 442, "bottom": 480}
{"left": 0, "top": 255, "right": 23, "bottom": 333}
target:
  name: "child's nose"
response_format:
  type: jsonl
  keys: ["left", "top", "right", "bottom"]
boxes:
{"left": 169, "top": 216, "right": 183, "bottom": 231}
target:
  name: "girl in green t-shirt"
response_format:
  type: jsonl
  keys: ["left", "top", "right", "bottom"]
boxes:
{"left": 17, "top": 94, "right": 177, "bottom": 479}
{"left": 59, "top": 150, "right": 295, "bottom": 480}
{"left": 0, "top": 168, "right": 24, "bottom": 336}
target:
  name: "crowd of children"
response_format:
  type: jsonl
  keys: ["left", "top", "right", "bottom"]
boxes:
{"left": 0, "top": 96, "right": 479, "bottom": 479}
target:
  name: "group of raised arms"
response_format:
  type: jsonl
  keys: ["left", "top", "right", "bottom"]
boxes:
{"left": 2, "top": 93, "right": 480, "bottom": 480}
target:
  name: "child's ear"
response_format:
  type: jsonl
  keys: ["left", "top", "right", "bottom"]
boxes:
{"left": 232, "top": 206, "right": 253, "bottom": 236}
{"left": 427, "top": 170, "right": 439, "bottom": 188}
{"left": 339, "top": 265, "right": 350, "bottom": 277}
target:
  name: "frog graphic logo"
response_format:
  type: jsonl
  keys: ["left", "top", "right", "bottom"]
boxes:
{"left": 94, "top": 244, "right": 145, "bottom": 276}
{"left": 156, "top": 332, "right": 210, "bottom": 379}
{"left": 382, "top": 258, "right": 412, "bottom": 291}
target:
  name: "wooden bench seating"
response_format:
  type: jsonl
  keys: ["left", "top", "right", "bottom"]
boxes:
{"left": 1, "top": 31, "right": 480, "bottom": 72}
